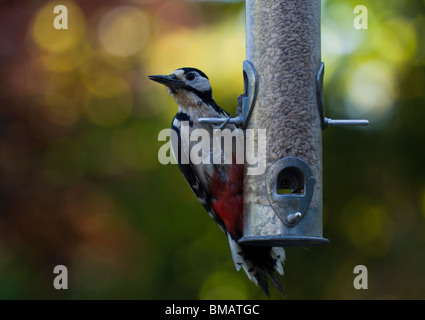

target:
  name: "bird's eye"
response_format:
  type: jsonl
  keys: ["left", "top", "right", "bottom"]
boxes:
{"left": 186, "top": 73, "right": 196, "bottom": 81}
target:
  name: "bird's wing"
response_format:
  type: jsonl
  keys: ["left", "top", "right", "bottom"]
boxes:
{"left": 170, "top": 116, "right": 286, "bottom": 298}
{"left": 170, "top": 119, "right": 227, "bottom": 233}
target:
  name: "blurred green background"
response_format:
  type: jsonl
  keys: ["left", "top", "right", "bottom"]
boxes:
{"left": 0, "top": 0, "right": 424, "bottom": 299}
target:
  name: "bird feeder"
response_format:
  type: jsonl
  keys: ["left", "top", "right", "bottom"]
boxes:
{"left": 238, "top": 0, "right": 368, "bottom": 247}
{"left": 200, "top": 0, "right": 368, "bottom": 247}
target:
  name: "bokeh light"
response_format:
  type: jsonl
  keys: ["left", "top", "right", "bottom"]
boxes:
{"left": 32, "top": 1, "right": 85, "bottom": 53}
{"left": 322, "top": 3, "right": 366, "bottom": 57}
{"left": 345, "top": 60, "right": 396, "bottom": 120}
{"left": 98, "top": 6, "right": 149, "bottom": 57}
{"left": 376, "top": 18, "right": 417, "bottom": 66}
{"left": 40, "top": 45, "right": 91, "bottom": 72}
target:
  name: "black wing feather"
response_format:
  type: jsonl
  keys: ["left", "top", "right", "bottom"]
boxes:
{"left": 171, "top": 117, "right": 227, "bottom": 233}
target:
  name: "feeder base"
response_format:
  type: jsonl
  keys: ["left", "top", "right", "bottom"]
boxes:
{"left": 238, "top": 235, "right": 329, "bottom": 247}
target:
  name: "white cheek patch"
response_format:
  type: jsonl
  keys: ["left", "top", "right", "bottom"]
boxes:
{"left": 172, "top": 69, "right": 185, "bottom": 79}
{"left": 191, "top": 76, "right": 211, "bottom": 92}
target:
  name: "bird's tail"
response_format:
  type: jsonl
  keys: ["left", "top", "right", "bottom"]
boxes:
{"left": 228, "top": 234, "right": 286, "bottom": 297}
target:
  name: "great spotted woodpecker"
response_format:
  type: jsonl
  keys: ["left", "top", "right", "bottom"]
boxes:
{"left": 149, "top": 68, "right": 285, "bottom": 297}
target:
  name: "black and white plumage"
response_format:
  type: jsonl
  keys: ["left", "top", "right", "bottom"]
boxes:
{"left": 149, "top": 67, "right": 285, "bottom": 297}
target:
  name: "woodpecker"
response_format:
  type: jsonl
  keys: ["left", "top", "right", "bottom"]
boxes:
{"left": 149, "top": 67, "right": 285, "bottom": 297}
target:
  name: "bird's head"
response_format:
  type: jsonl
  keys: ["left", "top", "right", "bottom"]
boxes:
{"left": 149, "top": 68, "right": 214, "bottom": 108}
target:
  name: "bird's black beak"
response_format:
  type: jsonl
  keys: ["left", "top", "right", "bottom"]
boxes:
{"left": 148, "top": 74, "right": 185, "bottom": 89}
